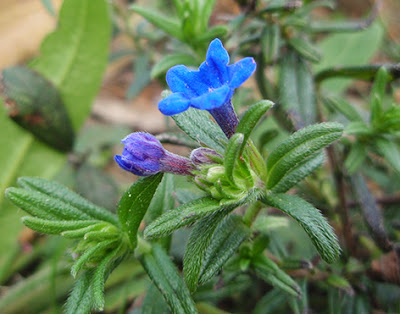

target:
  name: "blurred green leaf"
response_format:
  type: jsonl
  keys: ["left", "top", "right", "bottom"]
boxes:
{"left": 117, "top": 174, "right": 163, "bottom": 248}
{"left": 126, "top": 54, "right": 151, "bottom": 100}
{"left": 323, "top": 97, "right": 364, "bottom": 122}
{"left": 261, "top": 24, "right": 280, "bottom": 63}
{"left": 31, "top": 0, "right": 112, "bottom": 130}
{"left": 151, "top": 53, "right": 197, "bottom": 79}
{"left": 141, "top": 284, "right": 169, "bottom": 314}
{"left": 287, "top": 37, "right": 321, "bottom": 63}
{"left": 344, "top": 142, "right": 367, "bottom": 174}
{"left": 375, "top": 138, "right": 400, "bottom": 174}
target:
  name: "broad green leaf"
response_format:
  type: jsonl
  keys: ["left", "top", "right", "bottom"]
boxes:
{"left": 236, "top": 100, "right": 274, "bottom": 154}
{"left": 65, "top": 270, "right": 94, "bottom": 314}
{"left": 279, "top": 50, "right": 317, "bottom": 127}
{"left": 21, "top": 217, "right": 98, "bottom": 235}
{"left": 198, "top": 215, "right": 251, "bottom": 284}
{"left": 17, "top": 177, "right": 118, "bottom": 225}
{"left": 261, "top": 24, "right": 280, "bottom": 63}
{"left": 287, "top": 37, "right": 321, "bottom": 63}
{"left": 263, "top": 194, "right": 341, "bottom": 263}
{"left": 2, "top": 66, "right": 75, "bottom": 152}
{"left": 131, "top": 5, "right": 183, "bottom": 40}
{"left": 323, "top": 97, "right": 364, "bottom": 122}
{"left": 31, "top": 0, "right": 112, "bottom": 130}
{"left": 375, "top": 138, "right": 400, "bottom": 174}
{"left": 224, "top": 133, "right": 244, "bottom": 184}
{"left": 151, "top": 53, "right": 198, "bottom": 79}
{"left": 141, "top": 284, "right": 169, "bottom": 314}
{"left": 344, "top": 143, "right": 367, "bottom": 174}
{"left": 252, "top": 254, "right": 301, "bottom": 297}
{"left": 172, "top": 108, "right": 227, "bottom": 152}
{"left": 146, "top": 173, "right": 175, "bottom": 224}
{"left": 266, "top": 122, "right": 343, "bottom": 190}
{"left": 140, "top": 244, "right": 198, "bottom": 313}
{"left": 271, "top": 151, "right": 325, "bottom": 193}
{"left": 315, "top": 22, "right": 384, "bottom": 94}
{"left": 5, "top": 187, "right": 92, "bottom": 221}
{"left": 184, "top": 211, "right": 228, "bottom": 292}
{"left": 117, "top": 174, "right": 163, "bottom": 248}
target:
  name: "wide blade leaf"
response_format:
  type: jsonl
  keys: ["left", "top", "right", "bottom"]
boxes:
{"left": 263, "top": 194, "right": 341, "bottom": 263}
{"left": 117, "top": 173, "right": 163, "bottom": 248}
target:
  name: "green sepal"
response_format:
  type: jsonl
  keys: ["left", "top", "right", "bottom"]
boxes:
{"left": 252, "top": 254, "right": 301, "bottom": 297}
{"left": 139, "top": 243, "right": 198, "bottom": 313}
{"left": 21, "top": 217, "right": 99, "bottom": 235}
{"left": 224, "top": 133, "right": 244, "bottom": 185}
{"left": 263, "top": 193, "right": 341, "bottom": 263}
{"left": 17, "top": 177, "right": 118, "bottom": 225}
{"left": 266, "top": 122, "right": 343, "bottom": 190}
{"left": 117, "top": 173, "right": 163, "bottom": 249}
{"left": 198, "top": 214, "right": 251, "bottom": 284}
{"left": 130, "top": 5, "right": 183, "bottom": 40}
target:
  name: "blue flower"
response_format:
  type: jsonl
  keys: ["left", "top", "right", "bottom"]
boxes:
{"left": 158, "top": 38, "right": 256, "bottom": 138}
{"left": 115, "top": 132, "right": 193, "bottom": 176}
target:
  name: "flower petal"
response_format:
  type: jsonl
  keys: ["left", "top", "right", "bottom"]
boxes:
{"left": 228, "top": 57, "right": 256, "bottom": 89}
{"left": 199, "top": 38, "right": 230, "bottom": 88}
{"left": 158, "top": 92, "right": 191, "bottom": 116}
{"left": 190, "top": 85, "right": 232, "bottom": 110}
{"left": 166, "top": 65, "right": 208, "bottom": 97}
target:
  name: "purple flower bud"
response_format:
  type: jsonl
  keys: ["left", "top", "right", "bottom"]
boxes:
{"left": 115, "top": 132, "right": 194, "bottom": 176}
{"left": 190, "top": 148, "right": 222, "bottom": 166}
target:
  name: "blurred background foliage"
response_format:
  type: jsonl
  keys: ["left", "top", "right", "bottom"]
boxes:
{"left": 0, "top": 0, "right": 399, "bottom": 313}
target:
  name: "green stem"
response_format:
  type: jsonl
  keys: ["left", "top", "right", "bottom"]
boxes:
{"left": 243, "top": 201, "right": 263, "bottom": 227}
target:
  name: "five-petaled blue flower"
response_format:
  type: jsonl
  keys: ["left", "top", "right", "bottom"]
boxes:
{"left": 158, "top": 38, "right": 256, "bottom": 138}
{"left": 115, "top": 132, "right": 193, "bottom": 176}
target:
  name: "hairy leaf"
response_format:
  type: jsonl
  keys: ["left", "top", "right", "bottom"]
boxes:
{"left": 263, "top": 194, "right": 341, "bottom": 263}
{"left": 65, "top": 271, "right": 94, "bottom": 314}
{"left": 146, "top": 174, "right": 175, "bottom": 224}
{"left": 141, "top": 284, "right": 169, "bottom": 314}
{"left": 224, "top": 133, "right": 244, "bottom": 184}
{"left": 117, "top": 174, "right": 163, "bottom": 248}
{"left": 21, "top": 217, "right": 99, "bottom": 235}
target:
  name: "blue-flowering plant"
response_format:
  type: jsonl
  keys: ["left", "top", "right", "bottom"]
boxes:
{"left": 6, "top": 38, "right": 344, "bottom": 313}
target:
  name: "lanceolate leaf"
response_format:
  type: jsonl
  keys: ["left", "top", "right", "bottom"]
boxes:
{"left": 140, "top": 244, "right": 198, "bottom": 313}
{"left": 287, "top": 37, "right": 321, "bottom": 63}
{"left": 117, "top": 173, "right": 163, "bottom": 248}
{"left": 375, "top": 138, "right": 400, "bottom": 174}
{"left": 323, "top": 97, "right": 364, "bottom": 122}
{"left": 266, "top": 122, "right": 343, "bottom": 190}
{"left": 263, "top": 194, "right": 341, "bottom": 263}
{"left": 172, "top": 108, "right": 227, "bottom": 153}
{"left": 65, "top": 270, "right": 94, "bottom": 314}
{"left": 344, "top": 143, "right": 367, "bottom": 174}
{"left": 199, "top": 214, "right": 251, "bottom": 284}
{"left": 17, "top": 177, "right": 118, "bottom": 225}
{"left": 184, "top": 211, "right": 228, "bottom": 292}
{"left": 21, "top": 217, "right": 99, "bottom": 235}
{"left": 252, "top": 254, "right": 301, "bottom": 297}
{"left": 31, "top": 0, "right": 112, "bottom": 130}
{"left": 271, "top": 151, "right": 325, "bottom": 193}
{"left": 151, "top": 54, "right": 198, "bottom": 79}
{"left": 224, "top": 133, "right": 244, "bottom": 184}
{"left": 141, "top": 284, "right": 170, "bottom": 314}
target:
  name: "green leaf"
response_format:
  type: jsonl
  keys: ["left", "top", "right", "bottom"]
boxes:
{"left": 71, "top": 239, "right": 118, "bottom": 277}
{"left": 31, "top": 0, "right": 112, "bottom": 130}
{"left": 21, "top": 217, "right": 98, "bottom": 234}
{"left": 126, "top": 54, "right": 151, "bottom": 100}
{"left": 345, "top": 121, "right": 370, "bottom": 135}
{"left": 65, "top": 270, "right": 94, "bottom": 314}
{"left": 266, "top": 122, "right": 343, "bottom": 190}
{"left": 146, "top": 173, "right": 175, "bottom": 224}
{"left": 252, "top": 254, "right": 301, "bottom": 297}
{"left": 375, "top": 138, "right": 400, "bottom": 174}
{"left": 261, "top": 24, "right": 280, "bottom": 63}
{"left": 193, "top": 25, "right": 228, "bottom": 43}
{"left": 236, "top": 100, "right": 274, "bottom": 154}
{"left": 370, "top": 67, "right": 388, "bottom": 127}
{"left": 131, "top": 5, "right": 183, "bottom": 40}
{"left": 198, "top": 214, "right": 251, "bottom": 284}
{"left": 5, "top": 187, "right": 92, "bottom": 221}
{"left": 344, "top": 143, "right": 367, "bottom": 174}
{"left": 263, "top": 194, "right": 341, "bottom": 263}
{"left": 151, "top": 53, "right": 197, "bottom": 79}
{"left": 172, "top": 108, "right": 227, "bottom": 152}
{"left": 279, "top": 50, "right": 317, "bottom": 127}
{"left": 287, "top": 37, "right": 321, "bottom": 63}
{"left": 141, "top": 284, "right": 170, "bottom": 314}
{"left": 315, "top": 22, "right": 384, "bottom": 94}
{"left": 140, "top": 244, "right": 198, "bottom": 313}
{"left": 17, "top": 177, "right": 118, "bottom": 225}
{"left": 323, "top": 97, "right": 364, "bottom": 122}
{"left": 271, "top": 151, "right": 325, "bottom": 193}
{"left": 224, "top": 133, "right": 244, "bottom": 184}
{"left": 117, "top": 174, "right": 163, "bottom": 248}
{"left": 183, "top": 211, "right": 228, "bottom": 292}
{"left": 61, "top": 223, "right": 108, "bottom": 239}
{"left": 2, "top": 66, "right": 75, "bottom": 152}
{"left": 199, "top": 0, "right": 216, "bottom": 31}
